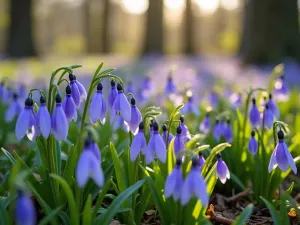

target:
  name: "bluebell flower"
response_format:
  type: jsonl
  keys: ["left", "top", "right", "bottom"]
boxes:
{"left": 36, "top": 95, "right": 51, "bottom": 138}
{"left": 208, "top": 91, "right": 219, "bottom": 108}
{"left": 73, "top": 75, "right": 87, "bottom": 102}
{"left": 268, "top": 130, "right": 297, "bottom": 174}
{"left": 200, "top": 114, "right": 211, "bottom": 134}
{"left": 162, "top": 124, "right": 174, "bottom": 145}
{"left": 129, "top": 97, "right": 142, "bottom": 135}
{"left": 273, "top": 75, "right": 290, "bottom": 101}
{"left": 15, "top": 190, "right": 36, "bottom": 225}
{"left": 89, "top": 82, "right": 106, "bottom": 124}
{"left": 182, "top": 96, "right": 200, "bottom": 116}
{"left": 164, "top": 75, "right": 176, "bottom": 95}
{"left": 180, "top": 116, "right": 191, "bottom": 142}
{"left": 69, "top": 73, "right": 81, "bottom": 107}
{"left": 51, "top": 94, "right": 69, "bottom": 141}
{"left": 263, "top": 104, "right": 274, "bottom": 130}
{"left": 5, "top": 93, "right": 22, "bottom": 122}
{"left": 145, "top": 121, "right": 167, "bottom": 164}
{"left": 230, "top": 92, "right": 243, "bottom": 109}
{"left": 249, "top": 98, "right": 261, "bottom": 127}
{"left": 198, "top": 152, "right": 205, "bottom": 170}
{"left": 0, "top": 83, "right": 11, "bottom": 104}
{"left": 111, "top": 83, "right": 131, "bottom": 123}
{"left": 223, "top": 120, "right": 233, "bottom": 143}
{"left": 268, "top": 94, "right": 279, "bottom": 119}
{"left": 164, "top": 159, "right": 184, "bottom": 201}
{"left": 213, "top": 120, "right": 223, "bottom": 142}
{"left": 111, "top": 113, "right": 130, "bottom": 132}
{"left": 248, "top": 130, "right": 258, "bottom": 155}
{"left": 149, "top": 120, "right": 154, "bottom": 136}
{"left": 90, "top": 140, "right": 101, "bottom": 161}
{"left": 173, "top": 126, "right": 185, "bottom": 156}
{"left": 108, "top": 79, "right": 118, "bottom": 110}
{"left": 216, "top": 153, "right": 230, "bottom": 184}
{"left": 76, "top": 140, "right": 104, "bottom": 188}
{"left": 130, "top": 122, "right": 147, "bottom": 161}
{"left": 15, "top": 97, "right": 38, "bottom": 141}
{"left": 180, "top": 158, "right": 208, "bottom": 206}
{"left": 62, "top": 85, "right": 77, "bottom": 122}
{"left": 142, "top": 76, "right": 152, "bottom": 91}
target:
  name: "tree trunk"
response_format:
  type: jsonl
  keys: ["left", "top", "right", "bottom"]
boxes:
{"left": 184, "top": 0, "right": 196, "bottom": 54}
{"left": 6, "top": 0, "right": 37, "bottom": 58}
{"left": 102, "top": 0, "right": 110, "bottom": 53}
{"left": 143, "top": 0, "right": 164, "bottom": 55}
{"left": 240, "top": 0, "right": 300, "bottom": 64}
{"left": 84, "top": 0, "right": 92, "bottom": 52}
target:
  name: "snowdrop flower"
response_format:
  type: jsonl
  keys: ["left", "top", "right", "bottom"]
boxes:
{"left": 223, "top": 120, "right": 233, "bottom": 143}
{"left": 180, "top": 116, "right": 191, "bottom": 142}
{"left": 180, "top": 158, "right": 208, "bottom": 206}
{"left": 130, "top": 122, "right": 147, "bottom": 161}
{"left": 248, "top": 130, "right": 258, "bottom": 155}
{"left": 51, "top": 94, "right": 69, "bottom": 141}
{"left": 145, "top": 121, "right": 167, "bottom": 164}
{"left": 249, "top": 98, "right": 261, "bottom": 127}
{"left": 15, "top": 190, "right": 36, "bottom": 225}
{"left": 5, "top": 93, "right": 22, "bottom": 122}
{"left": 182, "top": 96, "right": 200, "bottom": 116}
{"left": 62, "top": 85, "right": 77, "bottom": 122}
{"left": 73, "top": 75, "right": 87, "bottom": 102}
{"left": 108, "top": 79, "right": 118, "bottom": 110}
{"left": 198, "top": 152, "right": 205, "bottom": 170}
{"left": 268, "top": 130, "right": 297, "bottom": 174}
{"left": 36, "top": 95, "right": 51, "bottom": 138}
{"left": 164, "top": 159, "right": 184, "bottom": 201}
{"left": 173, "top": 126, "right": 185, "bottom": 156}
{"left": 200, "top": 114, "right": 211, "bottom": 134}
{"left": 111, "top": 83, "right": 131, "bottom": 123}
{"left": 69, "top": 73, "right": 81, "bottom": 107}
{"left": 268, "top": 94, "right": 279, "bottom": 119}
{"left": 161, "top": 124, "right": 174, "bottom": 145}
{"left": 216, "top": 153, "right": 230, "bottom": 184}
{"left": 129, "top": 97, "right": 142, "bottom": 135}
{"left": 263, "top": 104, "right": 274, "bottom": 130}
{"left": 164, "top": 75, "right": 176, "bottom": 96}
{"left": 273, "top": 75, "right": 290, "bottom": 102}
{"left": 213, "top": 120, "right": 223, "bottom": 142}
{"left": 89, "top": 82, "right": 106, "bottom": 124}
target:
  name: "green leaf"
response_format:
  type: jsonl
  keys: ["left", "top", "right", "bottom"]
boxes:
{"left": 71, "top": 64, "right": 82, "bottom": 69}
{"left": 82, "top": 195, "right": 92, "bottom": 225}
{"left": 194, "top": 145, "right": 210, "bottom": 153}
{"left": 170, "top": 104, "right": 184, "bottom": 120}
{"left": 50, "top": 174, "right": 79, "bottom": 225}
{"left": 1, "top": 148, "right": 16, "bottom": 164}
{"left": 185, "top": 134, "right": 205, "bottom": 149}
{"left": 0, "top": 197, "right": 9, "bottom": 225}
{"left": 167, "top": 138, "right": 176, "bottom": 174}
{"left": 95, "top": 180, "right": 145, "bottom": 225}
{"left": 260, "top": 197, "right": 280, "bottom": 225}
{"left": 38, "top": 205, "right": 63, "bottom": 225}
{"left": 230, "top": 172, "right": 246, "bottom": 191}
{"left": 202, "top": 143, "right": 231, "bottom": 176}
{"left": 286, "top": 182, "right": 294, "bottom": 194}
{"left": 58, "top": 212, "right": 70, "bottom": 225}
{"left": 109, "top": 142, "right": 127, "bottom": 192}
{"left": 232, "top": 204, "right": 253, "bottom": 225}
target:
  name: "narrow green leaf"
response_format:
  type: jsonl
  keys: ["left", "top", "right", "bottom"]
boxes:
{"left": 170, "top": 104, "right": 184, "bottom": 120}
{"left": 260, "top": 197, "right": 280, "bottom": 225}
{"left": 38, "top": 205, "right": 63, "bottom": 225}
{"left": 185, "top": 134, "right": 205, "bottom": 149}
{"left": 0, "top": 197, "right": 9, "bottom": 225}
{"left": 82, "top": 195, "right": 92, "bottom": 225}
{"left": 194, "top": 145, "right": 210, "bottom": 153}
{"left": 109, "top": 142, "right": 127, "bottom": 192}
{"left": 286, "top": 182, "right": 294, "bottom": 194}
{"left": 167, "top": 138, "right": 175, "bottom": 174}
{"left": 58, "top": 212, "right": 70, "bottom": 225}
{"left": 50, "top": 174, "right": 79, "bottom": 225}
{"left": 95, "top": 180, "right": 145, "bottom": 225}
{"left": 232, "top": 204, "right": 253, "bottom": 225}
{"left": 1, "top": 148, "right": 16, "bottom": 164}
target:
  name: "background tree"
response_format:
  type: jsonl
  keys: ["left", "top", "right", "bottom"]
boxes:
{"left": 184, "top": 0, "right": 196, "bottom": 54}
{"left": 239, "top": 0, "right": 300, "bottom": 64}
{"left": 143, "top": 0, "right": 164, "bottom": 55}
{"left": 6, "top": 0, "right": 37, "bottom": 57}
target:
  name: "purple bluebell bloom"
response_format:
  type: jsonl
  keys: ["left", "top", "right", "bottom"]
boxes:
{"left": 249, "top": 98, "right": 260, "bottom": 127}
{"left": 179, "top": 116, "right": 191, "bottom": 142}
{"left": 36, "top": 95, "right": 51, "bottom": 138}
{"left": 213, "top": 120, "right": 223, "bottom": 142}
{"left": 111, "top": 113, "right": 130, "bottom": 132}
{"left": 198, "top": 152, "right": 205, "bottom": 170}
{"left": 73, "top": 75, "right": 87, "bottom": 102}
{"left": 180, "top": 158, "right": 208, "bottom": 206}
{"left": 51, "top": 94, "right": 69, "bottom": 141}
{"left": 90, "top": 141, "right": 101, "bottom": 161}
{"left": 142, "top": 76, "right": 152, "bottom": 91}
{"left": 62, "top": 85, "right": 77, "bottom": 122}
{"left": 173, "top": 126, "right": 185, "bottom": 156}
{"left": 89, "top": 82, "right": 106, "bottom": 124}
{"left": 111, "top": 83, "right": 131, "bottom": 123}
{"left": 224, "top": 120, "right": 233, "bottom": 143}
{"left": 268, "top": 130, "right": 297, "bottom": 174}
{"left": 182, "top": 96, "right": 200, "bottom": 116}
{"left": 200, "top": 114, "right": 211, "bottom": 134}
{"left": 164, "top": 76, "right": 176, "bottom": 95}
{"left": 230, "top": 92, "right": 243, "bottom": 109}
{"left": 273, "top": 75, "right": 290, "bottom": 101}
{"left": 5, "top": 93, "right": 22, "bottom": 122}
{"left": 145, "top": 121, "right": 167, "bottom": 164}
{"left": 108, "top": 80, "right": 118, "bottom": 110}
{"left": 263, "top": 104, "right": 274, "bottom": 130}
{"left": 76, "top": 140, "right": 104, "bottom": 188}
{"left": 162, "top": 124, "right": 174, "bottom": 145}
{"left": 0, "top": 83, "right": 11, "bottom": 104}
{"left": 69, "top": 73, "right": 81, "bottom": 107}
{"left": 164, "top": 159, "right": 184, "bottom": 201}
{"left": 130, "top": 122, "right": 147, "bottom": 161}
{"left": 216, "top": 154, "right": 230, "bottom": 184}
{"left": 248, "top": 130, "right": 258, "bottom": 155}
{"left": 15, "top": 97, "right": 38, "bottom": 141}
{"left": 149, "top": 120, "right": 154, "bottom": 136}
{"left": 15, "top": 190, "right": 36, "bottom": 225}
{"left": 268, "top": 94, "right": 279, "bottom": 119}
{"left": 208, "top": 91, "right": 219, "bottom": 108}
{"left": 129, "top": 97, "right": 142, "bottom": 135}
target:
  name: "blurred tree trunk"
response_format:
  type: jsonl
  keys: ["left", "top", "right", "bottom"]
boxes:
{"left": 184, "top": 0, "right": 196, "bottom": 54}
{"left": 102, "top": 0, "right": 110, "bottom": 53}
{"left": 84, "top": 0, "right": 92, "bottom": 52}
{"left": 6, "top": 0, "right": 37, "bottom": 57}
{"left": 143, "top": 0, "right": 164, "bottom": 54}
{"left": 240, "top": 0, "right": 300, "bottom": 64}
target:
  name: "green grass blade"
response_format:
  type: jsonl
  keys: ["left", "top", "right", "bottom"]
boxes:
{"left": 38, "top": 205, "right": 63, "bottom": 225}
{"left": 82, "top": 195, "right": 92, "bottom": 225}
{"left": 260, "top": 197, "right": 280, "bottom": 225}
{"left": 232, "top": 204, "right": 253, "bottom": 225}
